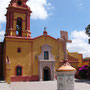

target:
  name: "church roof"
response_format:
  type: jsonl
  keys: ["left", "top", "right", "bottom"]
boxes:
{"left": 32, "top": 35, "right": 57, "bottom": 41}
{"left": 67, "top": 55, "right": 79, "bottom": 63}
{"left": 5, "top": 34, "right": 57, "bottom": 40}
{"left": 60, "top": 54, "right": 79, "bottom": 63}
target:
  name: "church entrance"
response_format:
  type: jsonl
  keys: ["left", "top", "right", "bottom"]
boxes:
{"left": 43, "top": 67, "right": 51, "bottom": 81}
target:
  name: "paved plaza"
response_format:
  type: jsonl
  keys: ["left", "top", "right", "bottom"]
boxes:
{"left": 0, "top": 79, "right": 90, "bottom": 90}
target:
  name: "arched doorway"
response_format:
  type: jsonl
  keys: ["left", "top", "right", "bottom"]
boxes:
{"left": 43, "top": 67, "right": 51, "bottom": 81}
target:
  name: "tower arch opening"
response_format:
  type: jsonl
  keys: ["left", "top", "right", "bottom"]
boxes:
{"left": 16, "top": 18, "right": 22, "bottom": 36}
{"left": 17, "top": 0, "right": 22, "bottom": 6}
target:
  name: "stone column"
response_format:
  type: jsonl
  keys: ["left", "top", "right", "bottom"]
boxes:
{"left": 56, "top": 62, "right": 76, "bottom": 90}
{"left": 39, "top": 65, "right": 43, "bottom": 81}
{"left": 53, "top": 62, "right": 56, "bottom": 80}
{"left": 6, "top": 57, "right": 11, "bottom": 84}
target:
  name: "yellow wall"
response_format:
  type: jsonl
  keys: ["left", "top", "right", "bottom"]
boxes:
{"left": 4, "top": 36, "right": 65, "bottom": 78}
{"left": 82, "top": 61, "right": 90, "bottom": 66}
{"left": 4, "top": 35, "right": 83, "bottom": 81}
{"left": 5, "top": 37, "right": 32, "bottom": 77}
{"left": 32, "top": 36, "right": 64, "bottom": 75}
{"left": 68, "top": 52, "right": 83, "bottom": 67}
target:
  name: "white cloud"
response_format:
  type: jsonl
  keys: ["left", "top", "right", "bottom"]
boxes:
{"left": 67, "top": 30, "right": 90, "bottom": 58}
{"left": 27, "top": 0, "right": 53, "bottom": 19}
{"left": 0, "top": 0, "right": 10, "bottom": 22}
{"left": 0, "top": 31, "right": 5, "bottom": 42}
{"left": 0, "top": 24, "right": 1, "bottom": 29}
{"left": 0, "top": 0, "right": 53, "bottom": 23}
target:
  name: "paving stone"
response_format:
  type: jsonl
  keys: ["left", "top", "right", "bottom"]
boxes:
{"left": 0, "top": 79, "right": 90, "bottom": 90}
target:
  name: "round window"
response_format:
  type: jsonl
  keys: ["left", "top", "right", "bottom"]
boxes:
{"left": 17, "top": 1, "right": 22, "bottom": 6}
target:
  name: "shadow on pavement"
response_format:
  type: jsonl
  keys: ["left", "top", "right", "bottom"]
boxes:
{"left": 75, "top": 79, "right": 90, "bottom": 84}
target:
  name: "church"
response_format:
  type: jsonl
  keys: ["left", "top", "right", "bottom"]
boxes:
{"left": 0, "top": 0, "right": 83, "bottom": 83}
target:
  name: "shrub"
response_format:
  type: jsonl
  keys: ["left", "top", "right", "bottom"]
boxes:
{"left": 78, "top": 65, "right": 88, "bottom": 79}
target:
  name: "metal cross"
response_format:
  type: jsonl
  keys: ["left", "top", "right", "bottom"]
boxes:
{"left": 44, "top": 27, "right": 47, "bottom": 31}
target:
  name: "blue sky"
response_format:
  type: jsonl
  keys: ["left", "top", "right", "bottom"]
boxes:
{"left": 30, "top": 0, "right": 90, "bottom": 38}
{"left": 0, "top": 0, "right": 90, "bottom": 57}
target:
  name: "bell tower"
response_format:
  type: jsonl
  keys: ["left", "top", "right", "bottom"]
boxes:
{"left": 5, "top": 0, "right": 32, "bottom": 37}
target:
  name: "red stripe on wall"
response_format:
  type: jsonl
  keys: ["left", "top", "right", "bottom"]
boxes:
{"left": 11, "top": 75, "right": 39, "bottom": 82}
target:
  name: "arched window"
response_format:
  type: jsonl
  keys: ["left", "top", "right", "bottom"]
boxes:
{"left": 16, "top": 18, "right": 22, "bottom": 36}
{"left": 16, "top": 66, "right": 22, "bottom": 76}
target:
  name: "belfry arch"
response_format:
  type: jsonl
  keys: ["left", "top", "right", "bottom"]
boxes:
{"left": 16, "top": 18, "right": 22, "bottom": 36}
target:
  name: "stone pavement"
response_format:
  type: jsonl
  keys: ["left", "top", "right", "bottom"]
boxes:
{"left": 0, "top": 79, "right": 90, "bottom": 90}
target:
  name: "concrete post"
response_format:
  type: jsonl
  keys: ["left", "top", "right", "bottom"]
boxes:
{"left": 6, "top": 56, "right": 11, "bottom": 84}
{"left": 6, "top": 63, "right": 11, "bottom": 84}
{"left": 56, "top": 61, "right": 76, "bottom": 90}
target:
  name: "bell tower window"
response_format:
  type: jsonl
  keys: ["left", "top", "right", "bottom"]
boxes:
{"left": 17, "top": 0, "right": 22, "bottom": 6}
{"left": 16, "top": 18, "right": 22, "bottom": 36}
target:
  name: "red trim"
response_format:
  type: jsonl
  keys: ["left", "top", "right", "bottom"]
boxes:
{"left": 83, "top": 61, "right": 90, "bottom": 62}
{"left": 6, "top": 30, "right": 30, "bottom": 32}
{"left": 5, "top": 34, "right": 57, "bottom": 41}
{"left": 5, "top": 40, "right": 33, "bottom": 43}
{"left": 15, "top": 65, "right": 23, "bottom": 76}
{"left": 59, "top": 61, "right": 79, "bottom": 63}
{"left": 11, "top": 75, "right": 39, "bottom": 82}
{"left": 32, "top": 35, "right": 57, "bottom": 40}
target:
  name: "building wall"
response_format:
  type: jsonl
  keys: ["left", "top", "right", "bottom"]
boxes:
{"left": 32, "top": 36, "right": 64, "bottom": 76}
{"left": 4, "top": 37, "right": 32, "bottom": 78}
{"left": 4, "top": 35, "right": 83, "bottom": 82}
{"left": 4, "top": 36, "right": 65, "bottom": 81}
{"left": 0, "top": 42, "right": 4, "bottom": 80}
{"left": 67, "top": 52, "right": 83, "bottom": 67}
{"left": 82, "top": 61, "right": 90, "bottom": 66}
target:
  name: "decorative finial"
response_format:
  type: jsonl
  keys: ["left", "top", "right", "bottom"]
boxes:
{"left": 43, "top": 27, "right": 47, "bottom": 35}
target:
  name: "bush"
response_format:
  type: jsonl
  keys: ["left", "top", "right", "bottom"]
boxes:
{"left": 78, "top": 65, "right": 88, "bottom": 79}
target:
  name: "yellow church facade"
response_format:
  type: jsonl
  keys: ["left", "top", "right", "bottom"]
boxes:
{"left": 0, "top": 0, "right": 83, "bottom": 83}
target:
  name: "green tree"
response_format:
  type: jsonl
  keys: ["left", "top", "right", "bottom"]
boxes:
{"left": 85, "top": 24, "right": 90, "bottom": 36}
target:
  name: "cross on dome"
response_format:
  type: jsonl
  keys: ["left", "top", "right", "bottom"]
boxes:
{"left": 44, "top": 27, "right": 47, "bottom": 31}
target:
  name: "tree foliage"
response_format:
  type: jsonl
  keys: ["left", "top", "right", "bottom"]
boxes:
{"left": 85, "top": 24, "right": 90, "bottom": 36}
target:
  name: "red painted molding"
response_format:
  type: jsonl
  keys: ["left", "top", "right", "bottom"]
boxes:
{"left": 5, "top": 34, "right": 57, "bottom": 41}
{"left": 11, "top": 75, "right": 39, "bottom": 82}
{"left": 59, "top": 61, "right": 79, "bottom": 63}
{"left": 32, "top": 35, "right": 57, "bottom": 40}
{"left": 83, "top": 61, "right": 90, "bottom": 62}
